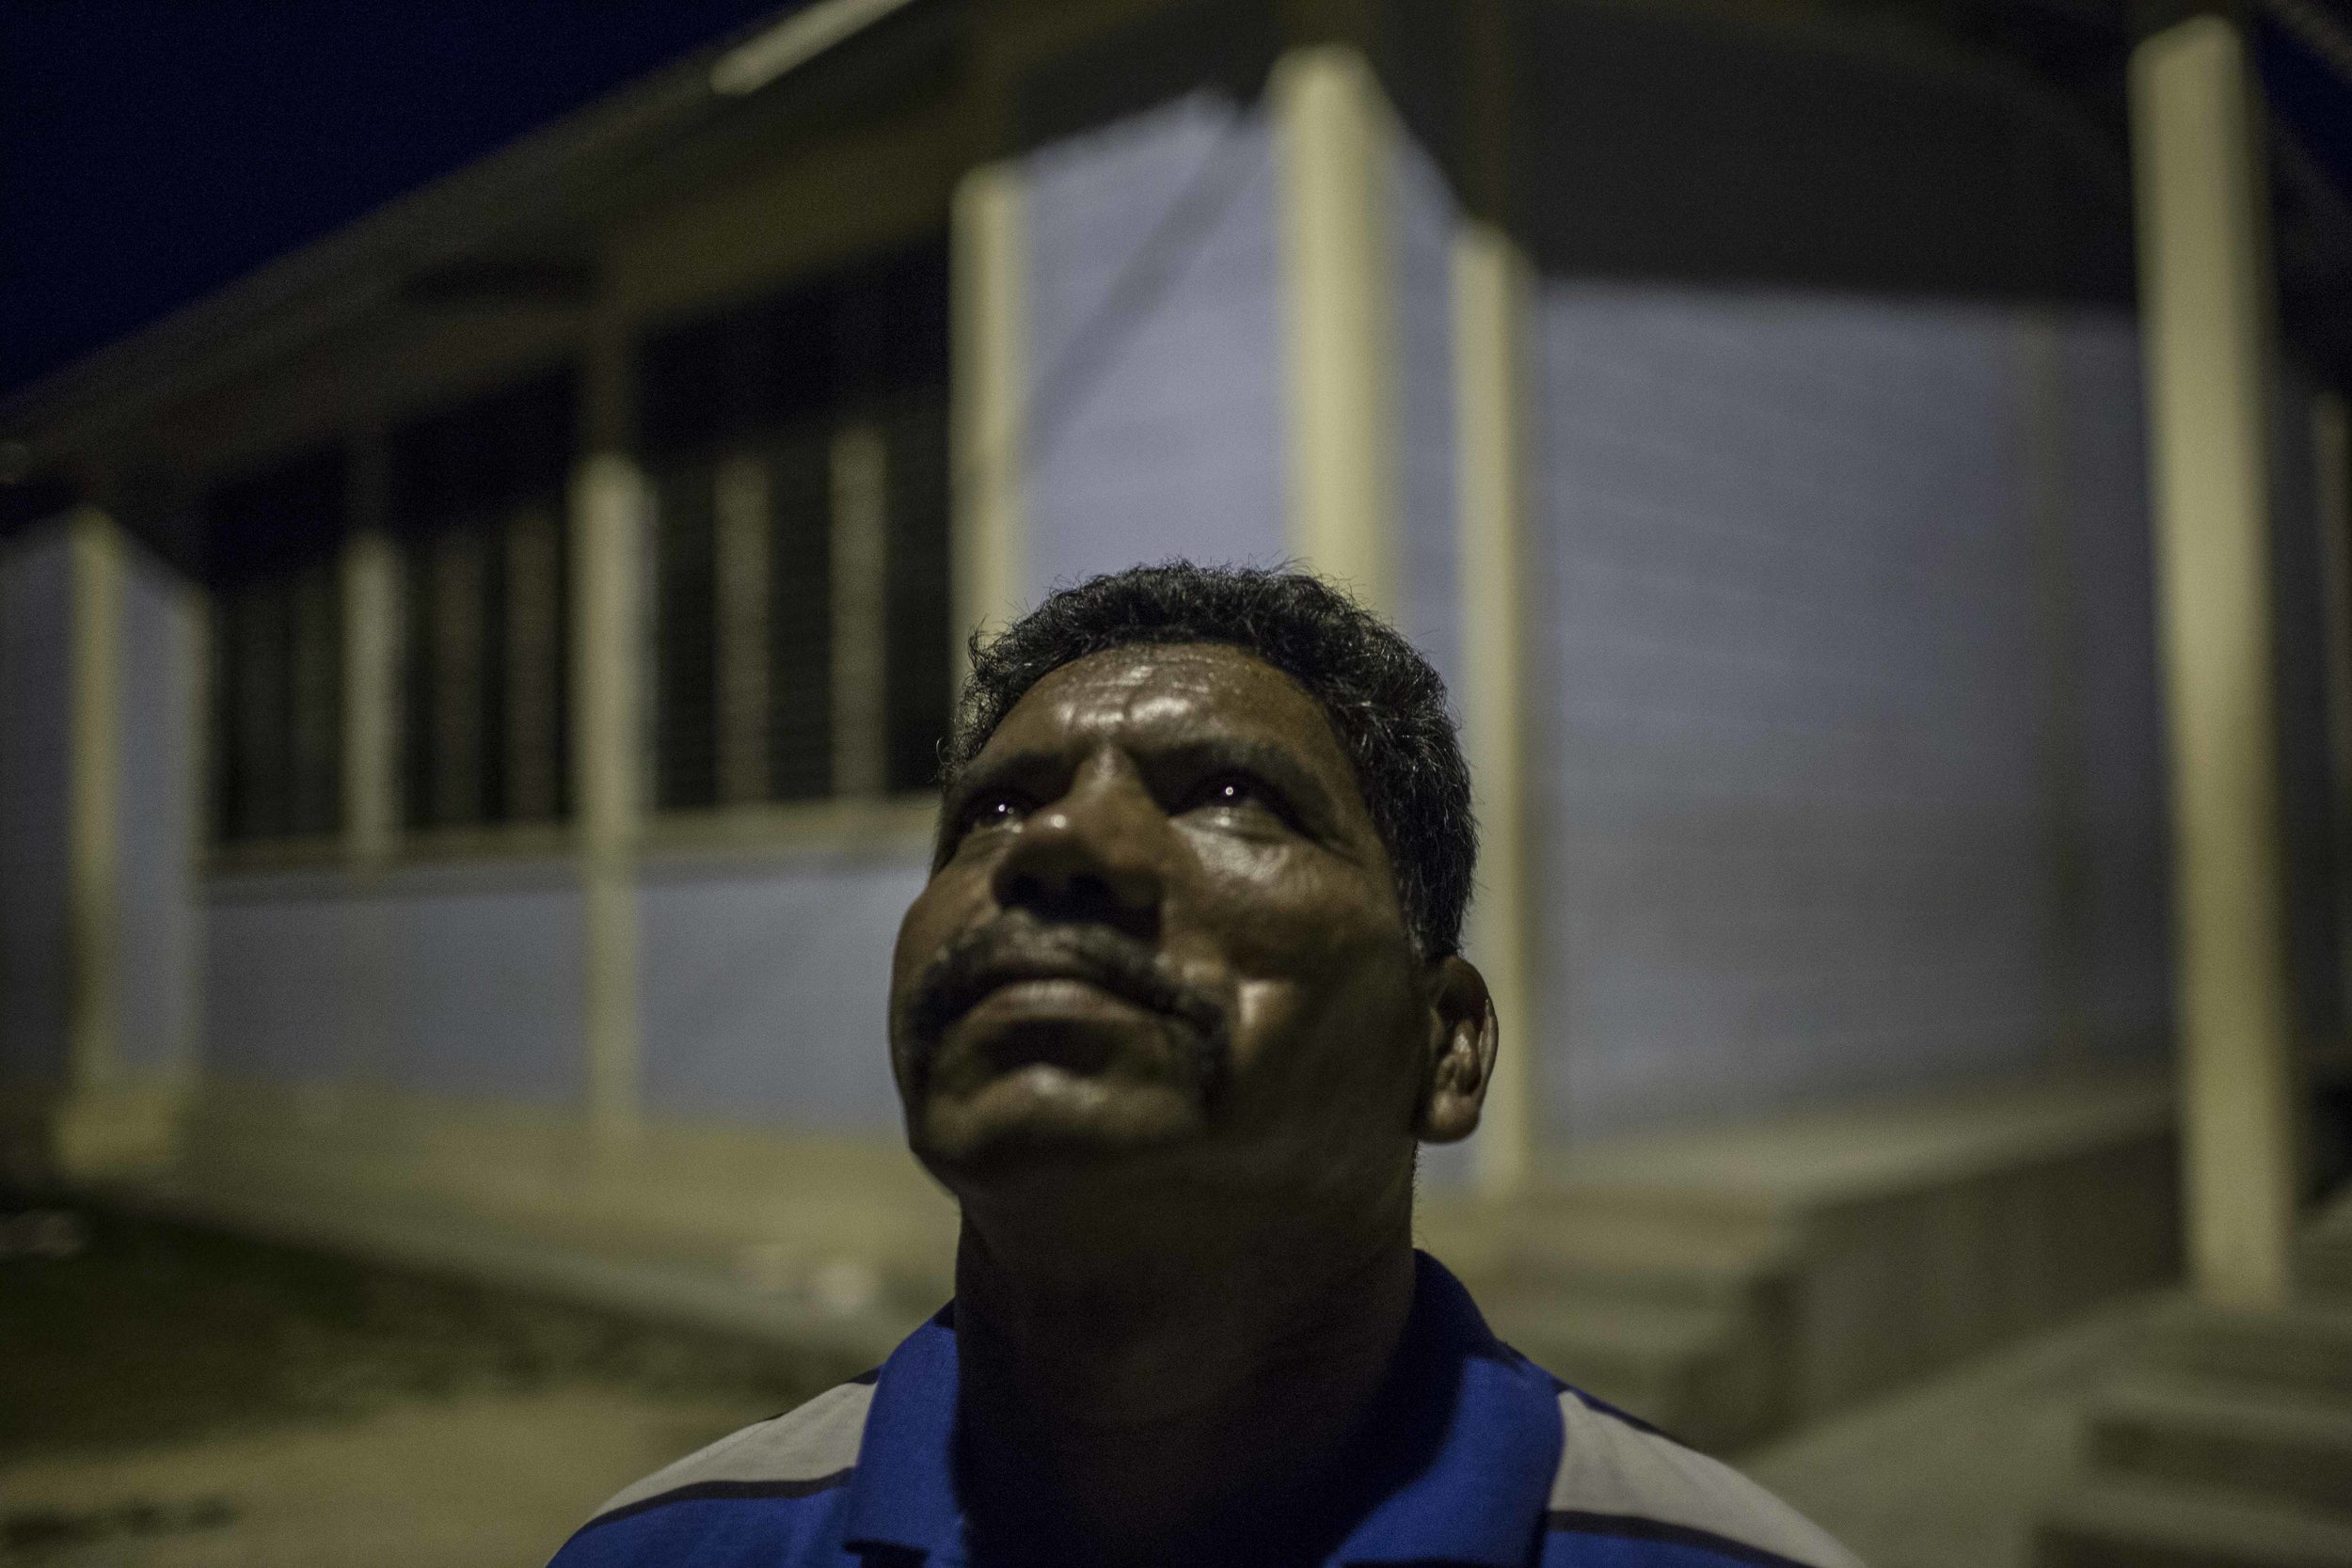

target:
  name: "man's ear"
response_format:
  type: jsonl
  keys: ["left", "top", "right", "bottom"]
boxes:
{"left": 1415, "top": 955, "right": 1497, "bottom": 1144}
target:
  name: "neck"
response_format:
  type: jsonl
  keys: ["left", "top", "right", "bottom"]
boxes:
{"left": 948, "top": 1190, "right": 1418, "bottom": 1568}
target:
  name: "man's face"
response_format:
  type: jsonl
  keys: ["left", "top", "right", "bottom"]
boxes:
{"left": 888, "top": 642, "right": 1431, "bottom": 1205}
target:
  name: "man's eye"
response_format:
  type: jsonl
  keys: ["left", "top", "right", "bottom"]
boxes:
{"left": 965, "top": 792, "right": 1028, "bottom": 831}
{"left": 1185, "top": 774, "right": 1281, "bottom": 817}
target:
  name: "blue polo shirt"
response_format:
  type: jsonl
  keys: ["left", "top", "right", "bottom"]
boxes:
{"left": 548, "top": 1253, "right": 1859, "bottom": 1568}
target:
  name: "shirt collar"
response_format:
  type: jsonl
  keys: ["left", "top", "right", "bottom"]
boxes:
{"left": 842, "top": 1301, "right": 964, "bottom": 1560}
{"left": 841, "top": 1251, "right": 1565, "bottom": 1568}
{"left": 1327, "top": 1252, "right": 1565, "bottom": 1565}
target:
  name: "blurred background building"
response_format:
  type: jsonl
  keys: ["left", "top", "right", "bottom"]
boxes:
{"left": 4, "top": 0, "right": 2352, "bottom": 1556}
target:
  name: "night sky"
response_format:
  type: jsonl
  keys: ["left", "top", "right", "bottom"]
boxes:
{"left": 1, "top": 1, "right": 797, "bottom": 399}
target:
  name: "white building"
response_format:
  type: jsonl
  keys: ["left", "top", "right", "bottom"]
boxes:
{"left": 3, "top": 0, "right": 2346, "bottom": 1454}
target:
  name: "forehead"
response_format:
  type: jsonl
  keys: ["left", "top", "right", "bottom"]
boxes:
{"left": 985, "top": 642, "right": 1356, "bottom": 780}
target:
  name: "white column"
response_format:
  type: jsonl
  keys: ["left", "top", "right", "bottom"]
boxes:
{"left": 343, "top": 437, "right": 401, "bottom": 866}
{"left": 65, "top": 507, "right": 124, "bottom": 1101}
{"left": 1454, "top": 223, "right": 1536, "bottom": 1196}
{"left": 952, "top": 163, "right": 1027, "bottom": 670}
{"left": 573, "top": 452, "right": 646, "bottom": 1143}
{"left": 51, "top": 505, "right": 181, "bottom": 1174}
{"left": 339, "top": 437, "right": 401, "bottom": 1108}
{"left": 2130, "top": 14, "right": 2301, "bottom": 1307}
{"left": 1274, "top": 44, "right": 1398, "bottom": 608}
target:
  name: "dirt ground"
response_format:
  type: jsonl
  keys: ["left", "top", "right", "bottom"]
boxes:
{"left": 0, "top": 1190, "right": 2159, "bottom": 1568}
{"left": 0, "top": 1196, "right": 858, "bottom": 1568}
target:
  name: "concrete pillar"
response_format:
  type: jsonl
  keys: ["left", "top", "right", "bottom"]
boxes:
{"left": 343, "top": 434, "right": 400, "bottom": 867}
{"left": 64, "top": 507, "right": 124, "bottom": 1105}
{"left": 951, "top": 162, "right": 1027, "bottom": 662}
{"left": 2130, "top": 13, "right": 2302, "bottom": 1307}
{"left": 1274, "top": 45, "right": 1397, "bottom": 608}
{"left": 573, "top": 451, "right": 646, "bottom": 1144}
{"left": 48, "top": 505, "right": 178, "bottom": 1173}
{"left": 1454, "top": 223, "right": 1536, "bottom": 1196}
{"left": 1274, "top": 48, "right": 1536, "bottom": 1182}
{"left": 338, "top": 434, "right": 400, "bottom": 1107}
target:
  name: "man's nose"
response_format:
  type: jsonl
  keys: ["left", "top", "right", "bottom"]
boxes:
{"left": 990, "top": 765, "right": 1164, "bottom": 940}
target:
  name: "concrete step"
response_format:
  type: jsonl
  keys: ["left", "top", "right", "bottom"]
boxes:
{"left": 2083, "top": 1372, "right": 2352, "bottom": 1520}
{"left": 2037, "top": 1476, "right": 2352, "bottom": 1568}
{"left": 1423, "top": 1194, "right": 1790, "bottom": 1310}
{"left": 2140, "top": 1300, "right": 2352, "bottom": 1402}
{"left": 1480, "top": 1289, "right": 1775, "bottom": 1452}
{"left": 1424, "top": 1189, "right": 1796, "bottom": 1453}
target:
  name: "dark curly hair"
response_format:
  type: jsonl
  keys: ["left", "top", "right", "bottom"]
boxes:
{"left": 944, "top": 562, "right": 1476, "bottom": 958}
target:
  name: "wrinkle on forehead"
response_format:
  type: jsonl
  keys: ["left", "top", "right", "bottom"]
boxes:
{"left": 1016, "top": 643, "right": 1336, "bottom": 756}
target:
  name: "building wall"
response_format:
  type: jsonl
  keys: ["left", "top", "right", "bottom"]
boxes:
{"left": 1015, "top": 84, "right": 1464, "bottom": 651}
{"left": 1388, "top": 127, "right": 1462, "bottom": 696}
{"left": 993, "top": 87, "right": 2183, "bottom": 1148}
{"left": 0, "top": 526, "right": 72, "bottom": 1085}
{"left": 2, "top": 46, "right": 2261, "bottom": 1191}
{"left": 115, "top": 548, "right": 199, "bottom": 1075}
{"left": 1529, "top": 288, "right": 2170, "bottom": 1140}
{"left": 637, "top": 852, "right": 926, "bottom": 1129}
{"left": 203, "top": 882, "right": 371, "bottom": 1088}
{"left": 206, "top": 867, "right": 585, "bottom": 1105}
{"left": 155, "top": 59, "right": 1403, "bottom": 1175}
{"left": 2063, "top": 324, "right": 2173, "bottom": 1058}
{"left": 1021, "top": 91, "right": 1288, "bottom": 590}
{"left": 180, "top": 74, "right": 1311, "bottom": 1152}
{"left": 202, "top": 849, "right": 938, "bottom": 1128}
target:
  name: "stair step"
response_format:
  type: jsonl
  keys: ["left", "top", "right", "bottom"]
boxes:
{"left": 2038, "top": 1476, "right": 2352, "bottom": 1568}
{"left": 1482, "top": 1291, "right": 1773, "bottom": 1451}
{"left": 2143, "top": 1301, "right": 2352, "bottom": 1401}
{"left": 2084, "top": 1372, "right": 2352, "bottom": 1519}
{"left": 1425, "top": 1198, "right": 1789, "bottom": 1309}
{"left": 1484, "top": 1291, "right": 1748, "bottom": 1359}
{"left": 1489, "top": 1255, "right": 1775, "bottom": 1313}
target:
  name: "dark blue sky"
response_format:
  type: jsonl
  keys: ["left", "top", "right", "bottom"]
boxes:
{"left": 2259, "top": 14, "right": 2352, "bottom": 205}
{"left": 1, "top": 2, "right": 796, "bottom": 397}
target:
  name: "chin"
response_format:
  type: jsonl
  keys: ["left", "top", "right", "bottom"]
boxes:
{"left": 911, "top": 1068, "right": 1202, "bottom": 1183}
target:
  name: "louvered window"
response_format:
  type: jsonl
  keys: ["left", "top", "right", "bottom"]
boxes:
{"left": 638, "top": 237, "right": 951, "bottom": 811}
{"left": 389, "top": 372, "right": 576, "bottom": 829}
{"left": 204, "top": 449, "right": 348, "bottom": 844}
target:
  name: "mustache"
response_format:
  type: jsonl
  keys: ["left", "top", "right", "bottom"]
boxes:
{"left": 900, "top": 918, "right": 1231, "bottom": 1088}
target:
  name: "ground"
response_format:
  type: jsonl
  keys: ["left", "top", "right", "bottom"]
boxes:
{"left": 2, "top": 1190, "right": 2148, "bottom": 1568}
{"left": 0, "top": 1196, "right": 856, "bottom": 1568}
